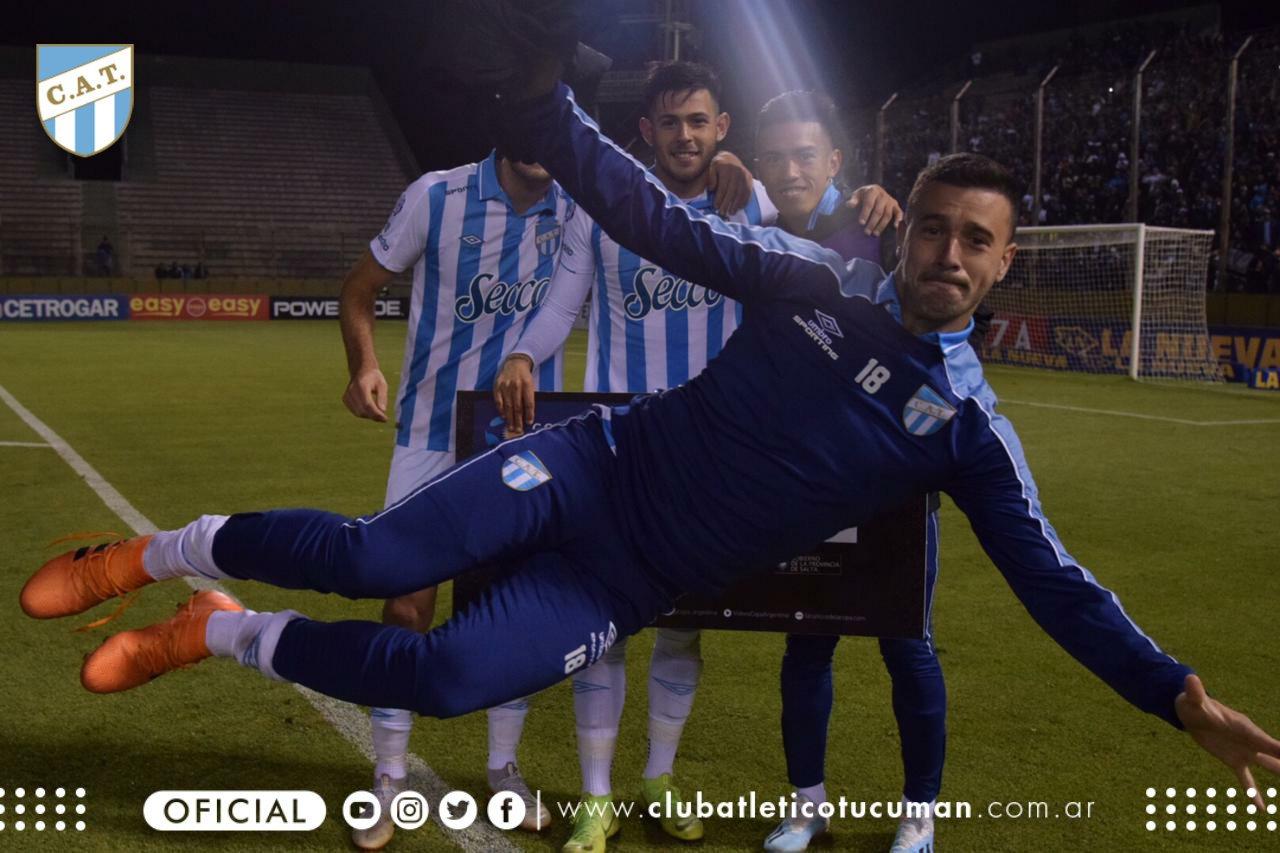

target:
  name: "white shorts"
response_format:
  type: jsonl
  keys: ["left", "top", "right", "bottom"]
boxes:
{"left": 385, "top": 445, "right": 456, "bottom": 508}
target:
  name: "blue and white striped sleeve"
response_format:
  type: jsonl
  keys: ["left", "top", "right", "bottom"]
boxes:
{"left": 512, "top": 207, "right": 594, "bottom": 365}
{"left": 516, "top": 83, "right": 846, "bottom": 306}
{"left": 945, "top": 399, "right": 1194, "bottom": 728}
{"left": 370, "top": 174, "right": 436, "bottom": 274}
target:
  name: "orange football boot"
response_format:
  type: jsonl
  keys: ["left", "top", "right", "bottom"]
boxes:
{"left": 80, "top": 589, "right": 243, "bottom": 693}
{"left": 21, "top": 534, "right": 155, "bottom": 619}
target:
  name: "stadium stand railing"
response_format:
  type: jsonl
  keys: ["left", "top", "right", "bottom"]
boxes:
{"left": 0, "top": 79, "right": 84, "bottom": 276}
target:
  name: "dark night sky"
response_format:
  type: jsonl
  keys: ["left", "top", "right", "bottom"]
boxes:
{"left": 8, "top": 1, "right": 1277, "bottom": 171}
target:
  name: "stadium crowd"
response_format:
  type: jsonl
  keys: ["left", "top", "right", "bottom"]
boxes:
{"left": 865, "top": 23, "right": 1280, "bottom": 292}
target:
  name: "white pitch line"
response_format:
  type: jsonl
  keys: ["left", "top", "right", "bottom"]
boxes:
{"left": 0, "top": 440, "right": 53, "bottom": 447}
{"left": 1001, "top": 398, "right": 1280, "bottom": 426}
{"left": 0, "top": 383, "right": 519, "bottom": 853}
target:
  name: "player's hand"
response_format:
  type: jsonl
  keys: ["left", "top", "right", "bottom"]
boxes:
{"left": 708, "top": 151, "right": 753, "bottom": 217}
{"left": 1175, "top": 674, "right": 1280, "bottom": 808}
{"left": 494, "top": 355, "right": 536, "bottom": 434}
{"left": 847, "top": 184, "right": 903, "bottom": 236}
{"left": 343, "top": 367, "right": 388, "bottom": 422}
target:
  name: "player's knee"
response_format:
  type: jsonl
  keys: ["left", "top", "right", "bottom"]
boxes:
{"left": 783, "top": 632, "right": 838, "bottom": 668}
{"left": 383, "top": 589, "right": 437, "bottom": 632}
{"left": 879, "top": 637, "right": 942, "bottom": 678}
{"left": 414, "top": 660, "right": 483, "bottom": 712}
{"left": 602, "top": 636, "right": 628, "bottom": 664}
{"left": 330, "top": 524, "right": 415, "bottom": 597}
{"left": 653, "top": 627, "right": 701, "bottom": 663}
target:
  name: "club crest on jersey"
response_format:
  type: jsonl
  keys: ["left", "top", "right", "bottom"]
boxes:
{"left": 902, "top": 385, "right": 957, "bottom": 437}
{"left": 535, "top": 217, "right": 562, "bottom": 257}
{"left": 501, "top": 450, "right": 552, "bottom": 491}
{"left": 37, "top": 44, "right": 135, "bottom": 157}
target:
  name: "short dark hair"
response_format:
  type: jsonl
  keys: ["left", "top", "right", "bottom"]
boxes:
{"left": 755, "top": 90, "right": 843, "bottom": 150}
{"left": 907, "top": 153, "right": 1021, "bottom": 240}
{"left": 642, "top": 61, "right": 721, "bottom": 117}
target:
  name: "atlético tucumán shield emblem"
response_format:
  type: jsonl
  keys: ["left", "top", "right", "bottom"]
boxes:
{"left": 37, "top": 44, "right": 134, "bottom": 158}
{"left": 501, "top": 450, "right": 552, "bottom": 491}
{"left": 535, "top": 216, "right": 562, "bottom": 257}
{"left": 902, "top": 384, "right": 957, "bottom": 437}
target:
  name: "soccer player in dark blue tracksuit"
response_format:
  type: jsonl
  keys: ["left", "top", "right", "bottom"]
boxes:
{"left": 753, "top": 89, "right": 944, "bottom": 853}
{"left": 22, "top": 77, "right": 1279, "bottom": 815}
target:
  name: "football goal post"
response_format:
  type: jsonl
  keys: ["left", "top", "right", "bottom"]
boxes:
{"left": 978, "top": 224, "right": 1220, "bottom": 381}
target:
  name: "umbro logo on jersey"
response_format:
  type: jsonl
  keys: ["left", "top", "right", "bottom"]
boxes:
{"left": 902, "top": 384, "right": 957, "bottom": 436}
{"left": 793, "top": 313, "right": 840, "bottom": 361}
{"left": 460, "top": 234, "right": 483, "bottom": 246}
{"left": 501, "top": 450, "right": 551, "bottom": 491}
{"left": 814, "top": 309, "right": 843, "bottom": 339}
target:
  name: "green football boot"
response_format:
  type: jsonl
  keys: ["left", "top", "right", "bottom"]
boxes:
{"left": 640, "top": 773, "right": 705, "bottom": 841}
{"left": 561, "top": 794, "right": 619, "bottom": 853}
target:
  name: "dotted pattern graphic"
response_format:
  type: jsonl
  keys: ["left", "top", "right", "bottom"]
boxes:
{"left": 0, "top": 787, "right": 87, "bottom": 832}
{"left": 1144, "top": 787, "right": 1277, "bottom": 833}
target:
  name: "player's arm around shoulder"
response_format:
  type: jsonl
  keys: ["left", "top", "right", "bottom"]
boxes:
{"left": 846, "top": 184, "right": 903, "bottom": 236}
{"left": 706, "top": 151, "right": 754, "bottom": 218}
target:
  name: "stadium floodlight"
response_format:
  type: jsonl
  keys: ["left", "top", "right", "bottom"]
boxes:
{"left": 1217, "top": 36, "right": 1255, "bottom": 291}
{"left": 1127, "top": 49, "right": 1157, "bottom": 222}
{"left": 1031, "top": 65, "right": 1059, "bottom": 227}
{"left": 950, "top": 79, "right": 972, "bottom": 155}
{"left": 979, "top": 224, "right": 1220, "bottom": 382}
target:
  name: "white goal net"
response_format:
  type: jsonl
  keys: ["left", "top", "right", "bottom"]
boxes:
{"left": 978, "top": 224, "right": 1221, "bottom": 381}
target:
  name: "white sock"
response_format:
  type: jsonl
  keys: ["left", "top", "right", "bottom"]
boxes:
{"left": 204, "top": 608, "right": 298, "bottom": 681}
{"left": 371, "top": 708, "right": 413, "bottom": 781}
{"left": 486, "top": 698, "right": 529, "bottom": 770}
{"left": 574, "top": 642, "right": 627, "bottom": 796}
{"left": 902, "top": 798, "right": 936, "bottom": 827}
{"left": 798, "top": 783, "right": 828, "bottom": 807}
{"left": 644, "top": 628, "right": 702, "bottom": 779}
{"left": 144, "top": 515, "right": 230, "bottom": 581}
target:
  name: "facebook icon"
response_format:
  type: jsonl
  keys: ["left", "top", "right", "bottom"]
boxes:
{"left": 487, "top": 790, "right": 529, "bottom": 831}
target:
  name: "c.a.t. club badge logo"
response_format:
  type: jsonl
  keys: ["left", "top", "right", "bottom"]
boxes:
{"left": 36, "top": 44, "right": 134, "bottom": 158}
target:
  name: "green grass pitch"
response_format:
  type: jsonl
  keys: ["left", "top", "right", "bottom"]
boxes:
{"left": 0, "top": 321, "right": 1277, "bottom": 852}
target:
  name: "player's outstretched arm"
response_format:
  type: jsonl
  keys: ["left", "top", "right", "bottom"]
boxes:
{"left": 504, "top": 70, "right": 846, "bottom": 306}
{"left": 1177, "top": 675, "right": 1280, "bottom": 807}
{"left": 947, "top": 410, "right": 1194, "bottom": 725}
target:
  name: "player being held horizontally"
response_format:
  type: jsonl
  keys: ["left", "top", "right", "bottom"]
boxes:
{"left": 21, "top": 53, "right": 1279, "bottom": 848}
{"left": 494, "top": 61, "right": 901, "bottom": 853}
{"left": 333, "top": 70, "right": 764, "bottom": 847}
{"left": 335, "top": 131, "right": 757, "bottom": 849}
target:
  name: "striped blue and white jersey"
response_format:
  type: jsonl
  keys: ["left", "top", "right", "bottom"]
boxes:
{"left": 556, "top": 183, "right": 775, "bottom": 393}
{"left": 371, "top": 151, "right": 572, "bottom": 452}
